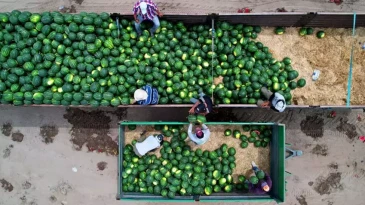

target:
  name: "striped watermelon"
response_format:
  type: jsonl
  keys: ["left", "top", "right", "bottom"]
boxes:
{"left": 84, "top": 25, "right": 95, "bottom": 34}
{"left": 0, "top": 13, "right": 9, "bottom": 23}
{"left": 1, "top": 46, "right": 10, "bottom": 57}
{"left": 82, "top": 16, "right": 94, "bottom": 25}
{"left": 30, "top": 14, "right": 41, "bottom": 23}
{"left": 53, "top": 15, "right": 64, "bottom": 24}
{"left": 73, "top": 15, "right": 82, "bottom": 24}
{"left": 41, "top": 15, "right": 52, "bottom": 24}
{"left": 87, "top": 44, "right": 97, "bottom": 53}
{"left": 104, "top": 38, "right": 114, "bottom": 49}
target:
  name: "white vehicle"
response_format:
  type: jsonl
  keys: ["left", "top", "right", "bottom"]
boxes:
{"left": 133, "top": 134, "right": 164, "bottom": 157}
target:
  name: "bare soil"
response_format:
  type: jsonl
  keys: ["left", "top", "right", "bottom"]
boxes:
{"left": 300, "top": 115, "right": 324, "bottom": 139}
{"left": 311, "top": 144, "right": 328, "bottom": 156}
{"left": 22, "top": 181, "right": 32, "bottom": 190}
{"left": 336, "top": 118, "right": 358, "bottom": 140}
{"left": 63, "top": 108, "right": 118, "bottom": 156}
{"left": 328, "top": 162, "right": 339, "bottom": 170}
{"left": 1, "top": 122, "right": 12, "bottom": 137}
{"left": 97, "top": 161, "right": 108, "bottom": 171}
{"left": 2, "top": 147, "right": 11, "bottom": 158}
{"left": 314, "top": 172, "right": 343, "bottom": 195}
{"left": 74, "top": 0, "right": 84, "bottom": 5}
{"left": 296, "top": 195, "right": 308, "bottom": 205}
{"left": 40, "top": 125, "right": 59, "bottom": 144}
{"left": 0, "top": 179, "right": 14, "bottom": 192}
{"left": 11, "top": 131, "right": 24, "bottom": 142}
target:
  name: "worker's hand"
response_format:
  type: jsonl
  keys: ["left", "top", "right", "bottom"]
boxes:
{"left": 135, "top": 19, "right": 139, "bottom": 23}
{"left": 189, "top": 107, "right": 195, "bottom": 114}
{"left": 158, "top": 12, "right": 163, "bottom": 17}
{"left": 260, "top": 101, "right": 270, "bottom": 108}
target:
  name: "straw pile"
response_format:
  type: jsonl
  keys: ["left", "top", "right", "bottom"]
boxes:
{"left": 124, "top": 124, "right": 271, "bottom": 183}
{"left": 350, "top": 27, "right": 365, "bottom": 105}
{"left": 256, "top": 27, "right": 365, "bottom": 105}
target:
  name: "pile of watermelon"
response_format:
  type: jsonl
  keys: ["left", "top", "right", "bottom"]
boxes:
{"left": 0, "top": 10, "right": 305, "bottom": 106}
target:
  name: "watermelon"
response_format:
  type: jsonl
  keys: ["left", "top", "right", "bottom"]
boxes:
{"left": 0, "top": 11, "right": 304, "bottom": 107}
{"left": 316, "top": 31, "right": 325, "bottom": 39}
{"left": 299, "top": 28, "right": 307, "bottom": 36}
{"left": 196, "top": 115, "right": 206, "bottom": 124}
{"left": 297, "top": 78, "right": 306, "bottom": 87}
{"left": 306, "top": 27, "right": 314, "bottom": 35}
{"left": 249, "top": 176, "right": 259, "bottom": 184}
{"left": 187, "top": 115, "right": 197, "bottom": 123}
{"left": 256, "top": 170, "right": 265, "bottom": 180}
{"left": 275, "top": 27, "right": 285, "bottom": 35}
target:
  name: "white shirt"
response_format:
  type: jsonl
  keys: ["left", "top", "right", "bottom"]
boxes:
{"left": 188, "top": 124, "right": 210, "bottom": 145}
{"left": 134, "top": 135, "right": 160, "bottom": 157}
{"left": 271, "top": 93, "right": 286, "bottom": 112}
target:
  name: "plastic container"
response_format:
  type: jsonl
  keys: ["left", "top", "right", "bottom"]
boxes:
{"left": 117, "top": 121, "right": 287, "bottom": 203}
{"left": 312, "top": 70, "right": 321, "bottom": 81}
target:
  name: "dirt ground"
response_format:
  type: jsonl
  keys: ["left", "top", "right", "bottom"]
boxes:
{"left": 1, "top": 106, "right": 365, "bottom": 205}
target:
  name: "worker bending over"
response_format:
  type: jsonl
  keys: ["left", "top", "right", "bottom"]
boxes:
{"left": 189, "top": 91, "right": 213, "bottom": 116}
{"left": 245, "top": 161, "right": 272, "bottom": 194}
{"left": 132, "top": 0, "right": 163, "bottom": 36}
{"left": 257, "top": 87, "right": 286, "bottom": 112}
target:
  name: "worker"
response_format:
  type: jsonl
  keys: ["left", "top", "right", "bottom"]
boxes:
{"left": 244, "top": 161, "right": 272, "bottom": 194}
{"left": 257, "top": 87, "right": 286, "bottom": 112}
{"left": 132, "top": 0, "right": 163, "bottom": 37}
{"left": 132, "top": 84, "right": 159, "bottom": 105}
{"left": 133, "top": 134, "right": 164, "bottom": 157}
{"left": 189, "top": 91, "right": 213, "bottom": 116}
{"left": 187, "top": 123, "right": 210, "bottom": 145}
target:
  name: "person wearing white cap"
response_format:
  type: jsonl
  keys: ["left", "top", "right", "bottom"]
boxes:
{"left": 132, "top": 84, "right": 159, "bottom": 105}
{"left": 257, "top": 87, "right": 286, "bottom": 112}
{"left": 187, "top": 123, "right": 210, "bottom": 145}
{"left": 132, "top": 0, "right": 163, "bottom": 36}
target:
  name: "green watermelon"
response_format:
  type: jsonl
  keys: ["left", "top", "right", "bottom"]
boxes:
{"left": 249, "top": 176, "right": 259, "bottom": 184}
{"left": 196, "top": 115, "right": 206, "bottom": 124}
{"left": 187, "top": 115, "right": 197, "bottom": 123}
{"left": 256, "top": 170, "right": 265, "bottom": 180}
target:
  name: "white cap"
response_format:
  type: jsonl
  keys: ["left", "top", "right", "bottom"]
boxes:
{"left": 134, "top": 89, "right": 148, "bottom": 101}
{"left": 274, "top": 101, "right": 286, "bottom": 112}
{"left": 139, "top": 2, "right": 148, "bottom": 15}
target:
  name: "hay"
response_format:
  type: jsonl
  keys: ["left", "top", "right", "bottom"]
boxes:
{"left": 256, "top": 27, "right": 359, "bottom": 105}
{"left": 214, "top": 76, "right": 223, "bottom": 85}
{"left": 350, "top": 28, "right": 365, "bottom": 105}
{"left": 124, "top": 124, "right": 271, "bottom": 183}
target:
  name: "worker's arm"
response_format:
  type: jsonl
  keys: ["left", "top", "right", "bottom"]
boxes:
{"left": 187, "top": 123, "right": 197, "bottom": 142}
{"left": 156, "top": 8, "right": 163, "bottom": 17}
{"left": 201, "top": 124, "right": 208, "bottom": 130}
{"left": 204, "top": 128, "right": 211, "bottom": 138}
{"left": 265, "top": 173, "right": 272, "bottom": 188}
{"left": 188, "top": 123, "right": 193, "bottom": 136}
{"left": 260, "top": 101, "right": 270, "bottom": 108}
{"left": 132, "top": 3, "right": 139, "bottom": 23}
{"left": 189, "top": 101, "right": 200, "bottom": 114}
{"left": 134, "top": 13, "right": 139, "bottom": 23}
